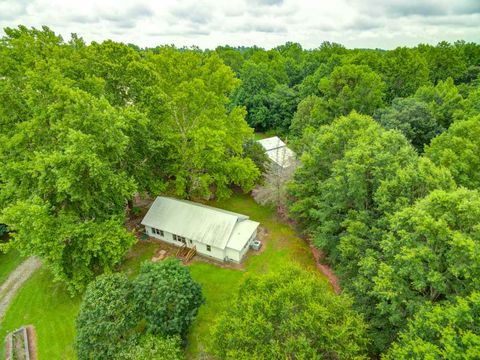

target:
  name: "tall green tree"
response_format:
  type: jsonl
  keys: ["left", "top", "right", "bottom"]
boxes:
{"left": 425, "top": 116, "right": 480, "bottom": 189}
{"left": 384, "top": 292, "right": 480, "bottom": 359}
{"left": 375, "top": 97, "right": 443, "bottom": 152}
{"left": 316, "top": 64, "right": 386, "bottom": 122}
{"left": 149, "top": 49, "right": 260, "bottom": 198}
{"left": 76, "top": 273, "right": 137, "bottom": 360}
{"left": 289, "top": 112, "right": 416, "bottom": 262}
{"left": 415, "top": 77, "right": 464, "bottom": 128}
{"left": 382, "top": 47, "right": 430, "bottom": 101}
{"left": 211, "top": 266, "right": 369, "bottom": 360}
{"left": 373, "top": 189, "right": 480, "bottom": 335}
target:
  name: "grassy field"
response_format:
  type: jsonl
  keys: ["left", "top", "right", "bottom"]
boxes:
{"left": 0, "top": 248, "right": 24, "bottom": 285}
{"left": 0, "top": 193, "right": 323, "bottom": 359}
{"left": 0, "top": 268, "right": 81, "bottom": 359}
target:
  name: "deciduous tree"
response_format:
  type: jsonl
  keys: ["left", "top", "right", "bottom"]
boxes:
{"left": 211, "top": 266, "right": 369, "bottom": 360}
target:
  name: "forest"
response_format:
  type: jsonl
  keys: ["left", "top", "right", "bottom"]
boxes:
{"left": 1, "top": 25, "right": 480, "bottom": 359}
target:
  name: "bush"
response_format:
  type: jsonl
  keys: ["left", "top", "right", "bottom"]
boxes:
{"left": 133, "top": 259, "right": 204, "bottom": 337}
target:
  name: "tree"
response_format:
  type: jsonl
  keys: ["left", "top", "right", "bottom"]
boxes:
{"left": 316, "top": 64, "right": 386, "bottom": 122}
{"left": 0, "top": 69, "right": 137, "bottom": 291}
{"left": 148, "top": 49, "right": 261, "bottom": 199}
{"left": 1, "top": 200, "right": 135, "bottom": 293}
{"left": 232, "top": 60, "right": 278, "bottom": 130}
{"left": 289, "top": 95, "right": 330, "bottom": 138}
{"left": 211, "top": 266, "right": 369, "bottom": 360}
{"left": 419, "top": 41, "right": 468, "bottom": 84}
{"left": 252, "top": 160, "right": 297, "bottom": 212}
{"left": 242, "top": 139, "right": 269, "bottom": 174}
{"left": 415, "top": 78, "right": 464, "bottom": 129}
{"left": 375, "top": 97, "right": 443, "bottom": 152}
{"left": 460, "top": 86, "right": 480, "bottom": 120}
{"left": 120, "top": 335, "right": 184, "bottom": 360}
{"left": 76, "top": 273, "right": 137, "bottom": 360}
{"left": 288, "top": 112, "right": 416, "bottom": 263}
{"left": 382, "top": 47, "right": 430, "bottom": 101}
{"left": 133, "top": 259, "right": 204, "bottom": 337}
{"left": 385, "top": 292, "right": 480, "bottom": 359}
{"left": 373, "top": 189, "right": 480, "bottom": 336}
{"left": 425, "top": 116, "right": 480, "bottom": 189}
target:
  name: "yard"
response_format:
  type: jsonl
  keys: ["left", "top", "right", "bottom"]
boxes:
{"left": 0, "top": 249, "right": 23, "bottom": 285}
{"left": 0, "top": 193, "right": 327, "bottom": 359}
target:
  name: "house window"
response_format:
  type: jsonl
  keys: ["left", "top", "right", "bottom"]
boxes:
{"left": 153, "top": 228, "right": 164, "bottom": 236}
{"left": 206, "top": 245, "right": 211, "bottom": 252}
{"left": 173, "top": 234, "right": 186, "bottom": 243}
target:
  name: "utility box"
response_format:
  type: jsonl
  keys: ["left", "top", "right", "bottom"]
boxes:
{"left": 250, "top": 240, "right": 262, "bottom": 251}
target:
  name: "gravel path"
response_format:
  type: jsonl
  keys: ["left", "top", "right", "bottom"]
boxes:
{"left": 0, "top": 257, "right": 41, "bottom": 321}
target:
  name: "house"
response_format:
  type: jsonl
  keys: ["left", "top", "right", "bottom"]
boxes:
{"left": 141, "top": 196, "right": 260, "bottom": 263}
{"left": 257, "top": 136, "right": 296, "bottom": 169}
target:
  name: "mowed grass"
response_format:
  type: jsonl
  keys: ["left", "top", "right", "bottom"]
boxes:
{"left": 0, "top": 192, "right": 323, "bottom": 359}
{"left": 0, "top": 248, "right": 24, "bottom": 284}
{"left": 0, "top": 268, "right": 81, "bottom": 360}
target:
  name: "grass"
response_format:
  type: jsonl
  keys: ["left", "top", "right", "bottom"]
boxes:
{"left": 0, "top": 268, "right": 81, "bottom": 360}
{"left": 0, "top": 248, "right": 24, "bottom": 285}
{"left": 0, "top": 192, "right": 324, "bottom": 359}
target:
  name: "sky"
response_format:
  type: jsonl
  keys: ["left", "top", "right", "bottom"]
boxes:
{"left": 0, "top": 0, "right": 479, "bottom": 50}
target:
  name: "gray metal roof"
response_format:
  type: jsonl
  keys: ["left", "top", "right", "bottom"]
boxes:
{"left": 266, "top": 146, "right": 296, "bottom": 168}
{"left": 258, "top": 136, "right": 286, "bottom": 151}
{"left": 141, "top": 197, "right": 258, "bottom": 250}
{"left": 258, "top": 136, "right": 296, "bottom": 168}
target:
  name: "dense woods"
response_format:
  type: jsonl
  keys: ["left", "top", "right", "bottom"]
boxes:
{"left": 1, "top": 25, "right": 480, "bottom": 359}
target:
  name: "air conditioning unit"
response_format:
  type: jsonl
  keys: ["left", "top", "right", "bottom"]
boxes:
{"left": 250, "top": 240, "right": 262, "bottom": 250}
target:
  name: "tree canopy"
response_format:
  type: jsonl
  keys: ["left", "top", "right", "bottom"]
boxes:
{"left": 211, "top": 266, "right": 369, "bottom": 360}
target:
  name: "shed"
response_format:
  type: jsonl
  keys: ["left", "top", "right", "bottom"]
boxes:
{"left": 257, "top": 136, "right": 296, "bottom": 169}
{"left": 141, "top": 197, "right": 259, "bottom": 263}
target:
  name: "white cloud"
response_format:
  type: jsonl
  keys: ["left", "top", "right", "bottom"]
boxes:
{"left": 0, "top": 0, "right": 478, "bottom": 49}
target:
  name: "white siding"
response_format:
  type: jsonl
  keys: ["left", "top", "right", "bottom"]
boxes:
{"left": 145, "top": 226, "right": 227, "bottom": 262}
{"left": 225, "top": 229, "right": 257, "bottom": 263}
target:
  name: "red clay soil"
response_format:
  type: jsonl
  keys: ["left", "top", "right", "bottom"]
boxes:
{"left": 309, "top": 244, "right": 341, "bottom": 294}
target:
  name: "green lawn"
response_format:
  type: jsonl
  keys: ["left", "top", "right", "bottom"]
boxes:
{"left": 0, "top": 268, "right": 81, "bottom": 360}
{"left": 0, "top": 248, "right": 24, "bottom": 285}
{"left": 0, "top": 193, "right": 324, "bottom": 359}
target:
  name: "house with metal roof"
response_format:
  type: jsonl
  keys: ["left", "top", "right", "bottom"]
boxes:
{"left": 257, "top": 136, "right": 296, "bottom": 169}
{"left": 141, "top": 197, "right": 259, "bottom": 263}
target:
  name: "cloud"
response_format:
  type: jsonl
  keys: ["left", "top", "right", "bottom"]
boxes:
{"left": 0, "top": 0, "right": 479, "bottom": 50}
{"left": 250, "top": 0, "right": 284, "bottom": 6}
{"left": 170, "top": 3, "right": 213, "bottom": 25}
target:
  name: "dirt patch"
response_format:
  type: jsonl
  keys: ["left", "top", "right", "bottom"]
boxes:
{"left": 308, "top": 243, "right": 341, "bottom": 294}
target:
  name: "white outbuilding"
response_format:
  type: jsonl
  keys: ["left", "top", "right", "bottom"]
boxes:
{"left": 141, "top": 196, "right": 259, "bottom": 263}
{"left": 257, "top": 136, "right": 296, "bottom": 169}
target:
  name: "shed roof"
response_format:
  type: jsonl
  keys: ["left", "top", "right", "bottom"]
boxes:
{"left": 266, "top": 146, "right": 296, "bottom": 168}
{"left": 257, "top": 136, "right": 286, "bottom": 151}
{"left": 141, "top": 197, "right": 258, "bottom": 250}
